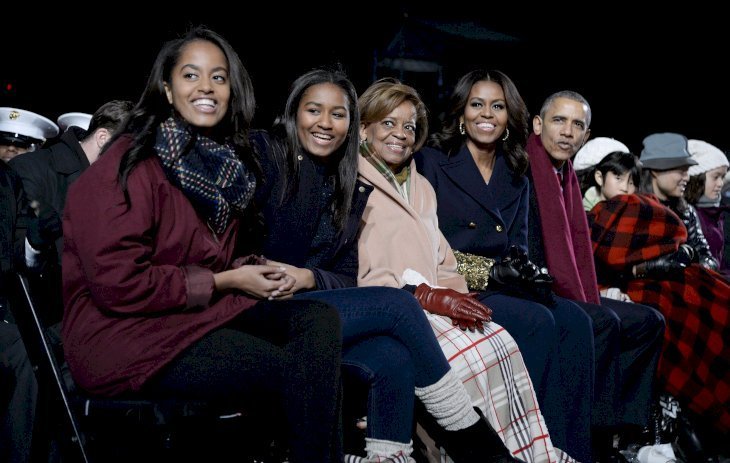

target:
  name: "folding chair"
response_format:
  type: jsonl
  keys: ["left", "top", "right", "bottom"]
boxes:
{"left": 11, "top": 272, "right": 284, "bottom": 462}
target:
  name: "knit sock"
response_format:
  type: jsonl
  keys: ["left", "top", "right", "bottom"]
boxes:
{"left": 415, "top": 368, "right": 479, "bottom": 431}
{"left": 365, "top": 437, "right": 413, "bottom": 461}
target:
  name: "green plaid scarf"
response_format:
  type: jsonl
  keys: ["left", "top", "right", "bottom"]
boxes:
{"left": 359, "top": 142, "right": 411, "bottom": 203}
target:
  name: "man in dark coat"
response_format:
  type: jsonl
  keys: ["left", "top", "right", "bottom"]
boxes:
{"left": 526, "top": 90, "right": 665, "bottom": 462}
{"left": 9, "top": 100, "right": 133, "bottom": 264}
{"left": 0, "top": 161, "right": 38, "bottom": 463}
{"left": 9, "top": 101, "right": 132, "bottom": 326}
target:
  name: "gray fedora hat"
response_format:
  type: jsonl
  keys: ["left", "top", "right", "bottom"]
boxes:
{"left": 640, "top": 132, "right": 698, "bottom": 170}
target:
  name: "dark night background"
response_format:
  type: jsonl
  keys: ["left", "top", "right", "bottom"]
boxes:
{"left": 1, "top": 6, "right": 727, "bottom": 155}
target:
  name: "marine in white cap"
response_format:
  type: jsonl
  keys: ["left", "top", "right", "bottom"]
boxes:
{"left": 57, "top": 112, "right": 92, "bottom": 132}
{"left": 0, "top": 107, "right": 59, "bottom": 162}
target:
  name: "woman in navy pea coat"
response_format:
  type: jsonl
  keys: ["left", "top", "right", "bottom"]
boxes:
{"left": 415, "top": 70, "right": 594, "bottom": 463}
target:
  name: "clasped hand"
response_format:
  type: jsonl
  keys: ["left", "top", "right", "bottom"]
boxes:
{"left": 414, "top": 283, "right": 492, "bottom": 333}
{"left": 214, "top": 264, "right": 296, "bottom": 300}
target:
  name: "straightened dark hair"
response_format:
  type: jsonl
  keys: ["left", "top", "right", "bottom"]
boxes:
{"left": 111, "top": 26, "right": 257, "bottom": 204}
{"left": 428, "top": 69, "right": 529, "bottom": 175}
{"left": 577, "top": 151, "right": 642, "bottom": 196}
{"left": 268, "top": 67, "right": 359, "bottom": 230}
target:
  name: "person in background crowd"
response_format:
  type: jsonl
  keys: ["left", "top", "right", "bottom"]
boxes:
{"left": 0, "top": 108, "right": 58, "bottom": 163}
{"left": 526, "top": 91, "right": 664, "bottom": 462}
{"left": 10, "top": 100, "right": 134, "bottom": 265}
{"left": 586, "top": 133, "right": 730, "bottom": 460}
{"left": 638, "top": 133, "right": 719, "bottom": 271}
{"left": 57, "top": 112, "right": 92, "bottom": 132}
{"left": 61, "top": 27, "right": 344, "bottom": 462}
{"left": 0, "top": 161, "right": 38, "bottom": 463}
{"left": 685, "top": 138, "right": 729, "bottom": 278}
{"left": 574, "top": 140, "right": 641, "bottom": 303}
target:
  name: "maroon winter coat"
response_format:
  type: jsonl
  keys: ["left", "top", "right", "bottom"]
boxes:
{"left": 62, "top": 136, "right": 258, "bottom": 396}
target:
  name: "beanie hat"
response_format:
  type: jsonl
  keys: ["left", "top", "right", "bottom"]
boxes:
{"left": 687, "top": 139, "right": 729, "bottom": 177}
{"left": 573, "top": 137, "right": 630, "bottom": 171}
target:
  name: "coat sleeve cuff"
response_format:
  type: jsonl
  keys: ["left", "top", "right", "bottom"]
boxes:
{"left": 183, "top": 265, "right": 215, "bottom": 310}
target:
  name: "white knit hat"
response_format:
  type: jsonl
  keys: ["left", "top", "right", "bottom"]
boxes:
{"left": 573, "top": 137, "right": 630, "bottom": 171}
{"left": 687, "top": 139, "right": 729, "bottom": 176}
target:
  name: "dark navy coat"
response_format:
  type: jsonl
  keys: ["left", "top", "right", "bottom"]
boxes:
{"left": 252, "top": 130, "right": 372, "bottom": 290}
{"left": 415, "top": 144, "right": 529, "bottom": 259}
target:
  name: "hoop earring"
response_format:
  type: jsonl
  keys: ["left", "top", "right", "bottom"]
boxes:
{"left": 459, "top": 122, "right": 466, "bottom": 135}
{"left": 501, "top": 127, "right": 510, "bottom": 142}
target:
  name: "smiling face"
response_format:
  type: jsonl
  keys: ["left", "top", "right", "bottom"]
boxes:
{"left": 533, "top": 97, "right": 591, "bottom": 167}
{"left": 360, "top": 100, "right": 417, "bottom": 171}
{"left": 651, "top": 167, "right": 690, "bottom": 199}
{"left": 462, "top": 80, "right": 508, "bottom": 153}
{"left": 296, "top": 82, "right": 350, "bottom": 159}
{"left": 703, "top": 165, "right": 728, "bottom": 200}
{"left": 163, "top": 40, "right": 230, "bottom": 129}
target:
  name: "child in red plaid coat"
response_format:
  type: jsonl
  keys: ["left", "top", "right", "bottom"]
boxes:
{"left": 584, "top": 147, "right": 730, "bottom": 435}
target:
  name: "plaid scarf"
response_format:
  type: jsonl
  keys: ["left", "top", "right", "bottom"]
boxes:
{"left": 154, "top": 117, "right": 255, "bottom": 234}
{"left": 360, "top": 142, "right": 411, "bottom": 202}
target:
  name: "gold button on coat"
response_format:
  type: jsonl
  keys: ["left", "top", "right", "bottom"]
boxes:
{"left": 495, "top": 225, "right": 504, "bottom": 232}
{"left": 468, "top": 222, "right": 477, "bottom": 229}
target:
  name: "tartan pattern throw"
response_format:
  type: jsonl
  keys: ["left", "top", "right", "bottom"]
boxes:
{"left": 588, "top": 193, "right": 730, "bottom": 432}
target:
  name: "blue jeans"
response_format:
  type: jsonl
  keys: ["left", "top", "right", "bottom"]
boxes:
{"left": 298, "top": 286, "right": 451, "bottom": 443}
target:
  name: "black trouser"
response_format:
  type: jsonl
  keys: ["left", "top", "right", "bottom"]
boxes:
{"left": 575, "top": 297, "right": 665, "bottom": 429}
{"left": 144, "top": 299, "right": 343, "bottom": 463}
{"left": 0, "top": 321, "right": 37, "bottom": 463}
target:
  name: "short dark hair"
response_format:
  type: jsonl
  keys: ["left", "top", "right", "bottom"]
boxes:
{"left": 539, "top": 90, "right": 592, "bottom": 128}
{"left": 81, "top": 100, "right": 134, "bottom": 142}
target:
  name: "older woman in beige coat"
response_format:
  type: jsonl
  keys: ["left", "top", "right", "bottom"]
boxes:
{"left": 357, "top": 78, "right": 576, "bottom": 463}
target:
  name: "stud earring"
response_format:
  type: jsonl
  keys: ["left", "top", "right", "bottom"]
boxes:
{"left": 459, "top": 122, "right": 466, "bottom": 135}
{"left": 501, "top": 127, "right": 510, "bottom": 142}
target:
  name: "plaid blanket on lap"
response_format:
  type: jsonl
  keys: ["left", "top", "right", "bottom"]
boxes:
{"left": 588, "top": 193, "right": 730, "bottom": 433}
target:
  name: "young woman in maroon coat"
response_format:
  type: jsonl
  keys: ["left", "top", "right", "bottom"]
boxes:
{"left": 61, "top": 27, "right": 344, "bottom": 462}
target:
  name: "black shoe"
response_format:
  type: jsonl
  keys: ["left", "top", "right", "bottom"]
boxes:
{"left": 437, "top": 408, "right": 524, "bottom": 463}
{"left": 594, "top": 447, "right": 630, "bottom": 463}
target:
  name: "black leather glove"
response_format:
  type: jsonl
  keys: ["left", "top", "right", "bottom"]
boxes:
{"left": 26, "top": 201, "right": 62, "bottom": 251}
{"left": 488, "top": 246, "right": 554, "bottom": 305}
{"left": 414, "top": 284, "right": 492, "bottom": 332}
{"left": 490, "top": 245, "right": 553, "bottom": 287}
{"left": 634, "top": 244, "right": 694, "bottom": 280}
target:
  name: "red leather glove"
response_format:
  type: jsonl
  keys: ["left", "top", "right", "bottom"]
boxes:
{"left": 414, "top": 284, "right": 492, "bottom": 332}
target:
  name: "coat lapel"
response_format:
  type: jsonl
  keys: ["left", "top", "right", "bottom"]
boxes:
{"left": 440, "top": 144, "right": 520, "bottom": 220}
